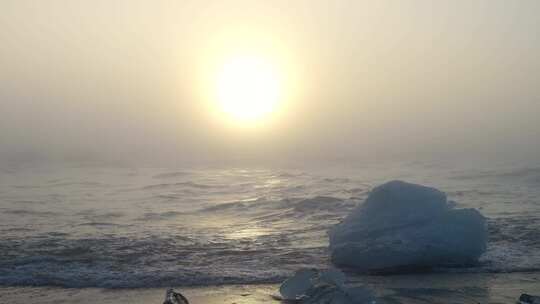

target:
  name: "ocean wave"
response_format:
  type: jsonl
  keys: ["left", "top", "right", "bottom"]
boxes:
{"left": 449, "top": 167, "right": 540, "bottom": 183}
{"left": 1, "top": 166, "right": 540, "bottom": 288}
{"left": 152, "top": 171, "right": 191, "bottom": 179}
{"left": 140, "top": 181, "right": 223, "bottom": 191}
{"left": 9, "top": 200, "right": 48, "bottom": 205}
{"left": 197, "top": 196, "right": 356, "bottom": 215}
{"left": 1, "top": 229, "right": 538, "bottom": 289}
{"left": 0, "top": 235, "right": 324, "bottom": 288}
{"left": 77, "top": 222, "right": 123, "bottom": 227}
{"left": 13, "top": 181, "right": 107, "bottom": 189}
{"left": 3, "top": 209, "right": 58, "bottom": 216}
{"left": 136, "top": 211, "right": 185, "bottom": 221}
{"left": 293, "top": 196, "right": 355, "bottom": 212}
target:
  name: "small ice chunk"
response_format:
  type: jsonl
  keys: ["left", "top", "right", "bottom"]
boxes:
{"left": 279, "top": 269, "right": 375, "bottom": 304}
{"left": 163, "top": 288, "right": 189, "bottom": 304}
{"left": 329, "top": 180, "right": 487, "bottom": 272}
{"left": 302, "top": 283, "right": 350, "bottom": 304}
{"left": 317, "top": 268, "right": 346, "bottom": 288}
{"left": 280, "top": 269, "right": 318, "bottom": 300}
{"left": 520, "top": 294, "right": 540, "bottom": 304}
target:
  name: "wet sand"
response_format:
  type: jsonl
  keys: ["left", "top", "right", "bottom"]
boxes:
{"left": 1, "top": 273, "right": 539, "bottom": 304}
{"left": 0, "top": 284, "right": 280, "bottom": 304}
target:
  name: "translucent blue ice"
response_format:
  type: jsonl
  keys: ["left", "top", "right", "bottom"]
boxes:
{"left": 329, "top": 180, "right": 487, "bottom": 272}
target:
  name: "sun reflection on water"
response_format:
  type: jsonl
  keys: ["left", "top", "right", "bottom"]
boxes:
{"left": 225, "top": 226, "right": 272, "bottom": 240}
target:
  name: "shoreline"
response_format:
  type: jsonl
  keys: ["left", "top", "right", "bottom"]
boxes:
{"left": 0, "top": 284, "right": 280, "bottom": 304}
{"left": 1, "top": 272, "right": 539, "bottom": 304}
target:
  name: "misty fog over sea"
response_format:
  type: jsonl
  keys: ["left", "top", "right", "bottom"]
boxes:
{"left": 1, "top": 161, "right": 539, "bottom": 288}
{"left": 2, "top": 1, "right": 540, "bottom": 303}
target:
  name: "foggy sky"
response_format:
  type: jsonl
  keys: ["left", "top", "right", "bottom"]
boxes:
{"left": 1, "top": 0, "right": 539, "bottom": 166}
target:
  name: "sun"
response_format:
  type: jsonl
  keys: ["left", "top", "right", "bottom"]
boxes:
{"left": 215, "top": 55, "right": 282, "bottom": 124}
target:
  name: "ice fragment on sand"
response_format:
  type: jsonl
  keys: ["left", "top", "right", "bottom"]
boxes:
{"left": 163, "top": 288, "right": 189, "bottom": 304}
{"left": 519, "top": 294, "right": 540, "bottom": 304}
{"left": 280, "top": 269, "right": 375, "bottom": 304}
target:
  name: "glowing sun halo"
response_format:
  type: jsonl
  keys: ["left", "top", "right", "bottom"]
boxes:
{"left": 215, "top": 56, "right": 282, "bottom": 123}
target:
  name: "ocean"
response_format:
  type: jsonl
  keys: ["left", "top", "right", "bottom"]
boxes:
{"left": 1, "top": 161, "right": 539, "bottom": 296}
